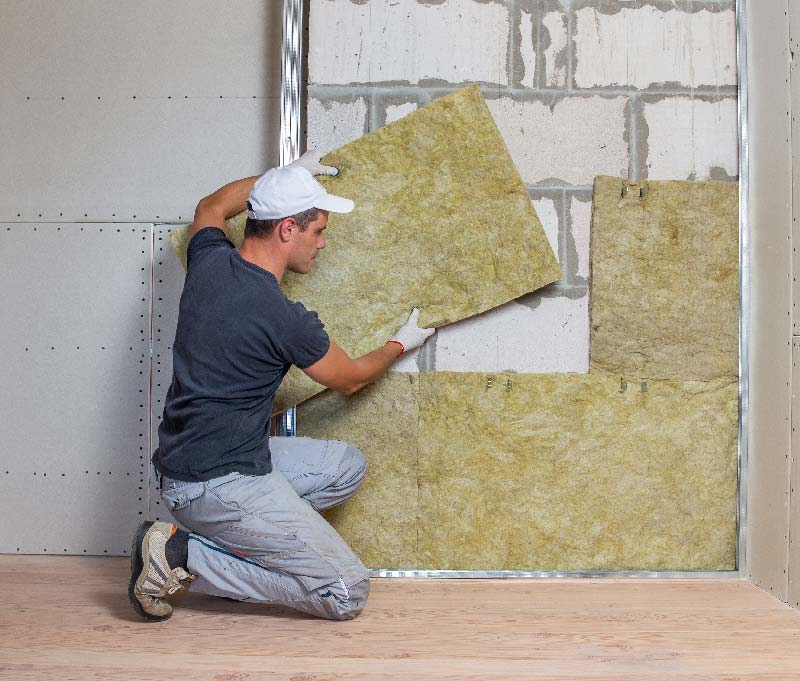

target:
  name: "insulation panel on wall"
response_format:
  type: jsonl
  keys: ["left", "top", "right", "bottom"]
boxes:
{"left": 589, "top": 177, "right": 739, "bottom": 382}
{"left": 301, "top": 374, "right": 421, "bottom": 569}
{"left": 171, "top": 86, "right": 562, "bottom": 412}
{"left": 0, "top": 224, "right": 152, "bottom": 555}
{"left": 298, "top": 370, "right": 738, "bottom": 571}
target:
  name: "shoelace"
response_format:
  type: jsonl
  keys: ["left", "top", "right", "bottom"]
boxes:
{"left": 162, "top": 568, "right": 196, "bottom": 596}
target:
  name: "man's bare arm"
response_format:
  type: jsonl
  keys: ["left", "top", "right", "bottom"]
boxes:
{"left": 189, "top": 149, "right": 340, "bottom": 240}
{"left": 190, "top": 175, "right": 261, "bottom": 239}
{"left": 303, "top": 339, "right": 402, "bottom": 395}
{"left": 302, "top": 309, "right": 435, "bottom": 396}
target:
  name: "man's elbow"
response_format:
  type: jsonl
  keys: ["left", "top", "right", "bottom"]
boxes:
{"left": 336, "top": 381, "right": 364, "bottom": 396}
{"left": 195, "top": 195, "right": 216, "bottom": 217}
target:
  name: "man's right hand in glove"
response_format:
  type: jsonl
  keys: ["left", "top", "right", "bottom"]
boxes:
{"left": 303, "top": 307, "right": 435, "bottom": 396}
{"left": 286, "top": 148, "right": 339, "bottom": 177}
{"left": 386, "top": 308, "right": 436, "bottom": 356}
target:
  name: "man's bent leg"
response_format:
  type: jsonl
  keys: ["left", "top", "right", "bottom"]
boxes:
{"left": 185, "top": 534, "right": 369, "bottom": 620}
{"left": 269, "top": 436, "right": 367, "bottom": 511}
{"left": 161, "top": 471, "right": 369, "bottom": 621}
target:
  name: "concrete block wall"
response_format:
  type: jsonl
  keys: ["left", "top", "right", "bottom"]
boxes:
{"left": 307, "top": 0, "right": 737, "bottom": 374}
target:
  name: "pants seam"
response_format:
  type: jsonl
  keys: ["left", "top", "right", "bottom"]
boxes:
{"left": 191, "top": 536, "right": 307, "bottom": 602}
{"left": 241, "top": 508, "right": 364, "bottom": 592}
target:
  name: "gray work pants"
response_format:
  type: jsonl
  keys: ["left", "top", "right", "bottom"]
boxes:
{"left": 158, "top": 437, "right": 370, "bottom": 620}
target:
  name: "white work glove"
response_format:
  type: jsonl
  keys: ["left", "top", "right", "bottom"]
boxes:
{"left": 388, "top": 308, "right": 435, "bottom": 355}
{"left": 286, "top": 148, "right": 339, "bottom": 177}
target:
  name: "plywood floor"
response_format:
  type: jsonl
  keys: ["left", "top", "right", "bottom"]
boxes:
{"left": 2, "top": 557, "right": 800, "bottom": 680}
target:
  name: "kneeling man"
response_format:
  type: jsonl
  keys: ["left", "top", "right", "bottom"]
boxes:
{"left": 129, "top": 151, "right": 433, "bottom": 621}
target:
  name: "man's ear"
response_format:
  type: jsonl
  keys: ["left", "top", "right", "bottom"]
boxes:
{"left": 278, "top": 217, "right": 296, "bottom": 242}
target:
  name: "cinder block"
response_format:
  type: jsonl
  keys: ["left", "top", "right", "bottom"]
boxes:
{"left": 385, "top": 102, "right": 418, "bottom": 125}
{"left": 307, "top": 98, "right": 367, "bottom": 155}
{"left": 644, "top": 97, "right": 738, "bottom": 179}
{"left": 309, "top": 0, "right": 509, "bottom": 85}
{"left": 519, "top": 9, "right": 537, "bottom": 88}
{"left": 574, "top": 6, "right": 736, "bottom": 89}
{"left": 569, "top": 196, "right": 592, "bottom": 280}
{"left": 487, "top": 96, "right": 628, "bottom": 185}
{"left": 542, "top": 11, "right": 568, "bottom": 88}
{"left": 393, "top": 347, "right": 420, "bottom": 372}
{"left": 532, "top": 198, "right": 560, "bottom": 262}
{"left": 434, "top": 295, "right": 590, "bottom": 374}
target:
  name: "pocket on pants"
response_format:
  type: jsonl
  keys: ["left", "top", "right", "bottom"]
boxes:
{"left": 300, "top": 564, "right": 370, "bottom": 598}
{"left": 160, "top": 478, "right": 205, "bottom": 512}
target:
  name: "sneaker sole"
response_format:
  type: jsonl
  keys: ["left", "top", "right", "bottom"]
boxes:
{"left": 128, "top": 520, "right": 172, "bottom": 622}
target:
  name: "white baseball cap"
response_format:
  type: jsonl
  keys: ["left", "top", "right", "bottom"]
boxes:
{"left": 246, "top": 166, "right": 354, "bottom": 220}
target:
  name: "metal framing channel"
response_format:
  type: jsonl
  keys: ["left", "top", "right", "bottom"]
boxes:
{"left": 275, "top": 0, "right": 304, "bottom": 437}
{"left": 147, "top": 225, "right": 157, "bottom": 516}
{"left": 281, "top": 1, "right": 746, "bottom": 579}
{"left": 735, "top": 0, "right": 750, "bottom": 582}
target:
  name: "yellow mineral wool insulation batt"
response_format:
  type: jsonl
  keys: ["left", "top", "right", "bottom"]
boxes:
{"left": 298, "top": 370, "right": 738, "bottom": 571}
{"left": 589, "top": 177, "right": 739, "bottom": 381}
{"left": 415, "top": 370, "right": 737, "bottom": 571}
{"left": 300, "top": 373, "right": 420, "bottom": 569}
{"left": 171, "top": 85, "right": 561, "bottom": 412}
{"left": 298, "top": 176, "right": 740, "bottom": 571}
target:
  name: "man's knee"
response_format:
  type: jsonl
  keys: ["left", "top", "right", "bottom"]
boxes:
{"left": 340, "top": 444, "right": 367, "bottom": 490}
{"left": 326, "top": 577, "right": 370, "bottom": 621}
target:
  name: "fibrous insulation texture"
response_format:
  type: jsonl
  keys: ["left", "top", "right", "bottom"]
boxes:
{"left": 300, "top": 373, "right": 420, "bottom": 569}
{"left": 589, "top": 177, "right": 739, "bottom": 380}
{"left": 171, "top": 85, "right": 561, "bottom": 411}
{"left": 299, "top": 370, "right": 738, "bottom": 571}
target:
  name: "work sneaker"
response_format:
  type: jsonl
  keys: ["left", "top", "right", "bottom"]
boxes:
{"left": 128, "top": 521, "right": 195, "bottom": 622}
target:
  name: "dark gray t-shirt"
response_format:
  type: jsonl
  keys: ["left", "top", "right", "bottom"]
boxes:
{"left": 152, "top": 227, "right": 330, "bottom": 482}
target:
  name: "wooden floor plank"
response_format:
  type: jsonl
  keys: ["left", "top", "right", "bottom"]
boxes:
{"left": 2, "top": 557, "right": 800, "bottom": 680}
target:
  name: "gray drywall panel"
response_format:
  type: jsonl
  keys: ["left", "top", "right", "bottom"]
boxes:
{"left": 791, "top": 338, "right": 800, "bottom": 608}
{"left": 746, "top": 1, "right": 794, "bottom": 602}
{"left": 149, "top": 225, "right": 186, "bottom": 523}
{"left": 0, "top": 223, "right": 151, "bottom": 555}
{"left": 1, "top": 1, "right": 281, "bottom": 99}
{"left": 0, "top": 97, "right": 278, "bottom": 223}
{"left": 794, "top": 8, "right": 800, "bottom": 338}
{"left": 791, "top": 1, "right": 800, "bottom": 612}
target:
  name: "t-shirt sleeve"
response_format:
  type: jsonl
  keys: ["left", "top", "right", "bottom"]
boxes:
{"left": 281, "top": 303, "right": 331, "bottom": 369}
{"left": 187, "top": 227, "right": 234, "bottom": 269}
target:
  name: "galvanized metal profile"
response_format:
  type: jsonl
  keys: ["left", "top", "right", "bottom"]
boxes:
{"left": 275, "top": 0, "right": 304, "bottom": 437}
{"left": 735, "top": 0, "right": 750, "bottom": 581}
{"left": 372, "top": 569, "right": 742, "bottom": 580}
{"left": 280, "top": 0, "right": 304, "bottom": 169}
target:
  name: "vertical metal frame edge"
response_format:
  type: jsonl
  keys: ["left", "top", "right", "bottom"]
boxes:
{"left": 147, "top": 224, "right": 156, "bottom": 521}
{"left": 789, "top": 0, "right": 800, "bottom": 609}
{"left": 275, "top": 0, "right": 304, "bottom": 437}
{"left": 281, "top": 0, "right": 304, "bottom": 168}
{"left": 791, "top": 339, "right": 800, "bottom": 606}
{"left": 737, "top": 0, "right": 750, "bottom": 581}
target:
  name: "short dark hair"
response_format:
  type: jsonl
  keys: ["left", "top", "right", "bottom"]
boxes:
{"left": 244, "top": 207, "right": 320, "bottom": 239}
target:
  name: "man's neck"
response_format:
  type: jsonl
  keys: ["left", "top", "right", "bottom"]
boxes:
{"left": 239, "top": 237, "right": 286, "bottom": 282}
